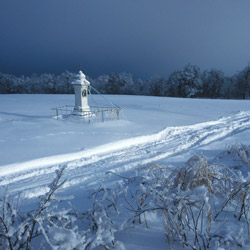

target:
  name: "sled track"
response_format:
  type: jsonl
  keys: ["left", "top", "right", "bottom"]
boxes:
{"left": 1, "top": 111, "right": 250, "bottom": 198}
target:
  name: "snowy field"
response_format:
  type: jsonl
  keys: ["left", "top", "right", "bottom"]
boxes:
{"left": 1, "top": 94, "right": 250, "bottom": 166}
{"left": 1, "top": 94, "right": 250, "bottom": 249}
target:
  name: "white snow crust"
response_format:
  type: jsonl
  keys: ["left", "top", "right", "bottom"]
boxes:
{"left": 1, "top": 94, "right": 250, "bottom": 249}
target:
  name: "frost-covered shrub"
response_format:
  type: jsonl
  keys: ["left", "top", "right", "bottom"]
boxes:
{"left": 0, "top": 168, "right": 124, "bottom": 250}
{"left": 1, "top": 146, "right": 250, "bottom": 250}
{"left": 218, "top": 144, "right": 250, "bottom": 166}
{"left": 110, "top": 149, "right": 250, "bottom": 250}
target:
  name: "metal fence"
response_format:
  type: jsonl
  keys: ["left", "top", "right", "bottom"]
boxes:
{"left": 51, "top": 105, "right": 123, "bottom": 123}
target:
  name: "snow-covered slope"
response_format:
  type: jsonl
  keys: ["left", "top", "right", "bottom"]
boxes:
{"left": 1, "top": 95, "right": 250, "bottom": 196}
{"left": 1, "top": 94, "right": 250, "bottom": 166}
{"left": 1, "top": 110, "right": 250, "bottom": 200}
{"left": 1, "top": 94, "right": 250, "bottom": 249}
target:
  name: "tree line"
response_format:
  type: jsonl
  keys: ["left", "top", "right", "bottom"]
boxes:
{"left": 1, "top": 63, "right": 250, "bottom": 99}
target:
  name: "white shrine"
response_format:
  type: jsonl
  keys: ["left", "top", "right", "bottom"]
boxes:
{"left": 72, "top": 70, "right": 90, "bottom": 115}
{"left": 51, "top": 68, "right": 123, "bottom": 122}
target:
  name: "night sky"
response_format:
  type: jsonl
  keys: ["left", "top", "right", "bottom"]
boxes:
{"left": 1, "top": 0, "right": 250, "bottom": 78}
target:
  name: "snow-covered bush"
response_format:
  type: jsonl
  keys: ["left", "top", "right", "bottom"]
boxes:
{"left": 1, "top": 145, "right": 250, "bottom": 249}
{"left": 0, "top": 168, "right": 124, "bottom": 250}
{"left": 116, "top": 152, "right": 250, "bottom": 250}
{"left": 0, "top": 166, "right": 77, "bottom": 250}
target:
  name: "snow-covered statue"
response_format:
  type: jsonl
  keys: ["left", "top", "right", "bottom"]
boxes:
{"left": 72, "top": 70, "right": 90, "bottom": 115}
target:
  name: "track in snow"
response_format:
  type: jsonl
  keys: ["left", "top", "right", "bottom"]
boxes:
{"left": 1, "top": 111, "right": 250, "bottom": 199}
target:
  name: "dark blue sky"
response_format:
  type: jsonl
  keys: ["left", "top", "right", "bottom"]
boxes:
{"left": 1, "top": 0, "right": 250, "bottom": 78}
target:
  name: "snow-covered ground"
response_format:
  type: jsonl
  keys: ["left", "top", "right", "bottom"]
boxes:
{"left": 1, "top": 94, "right": 250, "bottom": 166}
{"left": 1, "top": 94, "right": 250, "bottom": 249}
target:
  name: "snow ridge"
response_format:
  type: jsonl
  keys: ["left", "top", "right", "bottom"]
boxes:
{"left": 1, "top": 111, "right": 250, "bottom": 198}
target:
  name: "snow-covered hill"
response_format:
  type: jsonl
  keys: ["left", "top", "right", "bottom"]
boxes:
{"left": 1, "top": 94, "right": 250, "bottom": 166}
{"left": 1, "top": 94, "right": 250, "bottom": 249}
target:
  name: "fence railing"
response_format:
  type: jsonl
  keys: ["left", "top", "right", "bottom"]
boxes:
{"left": 51, "top": 105, "right": 123, "bottom": 123}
